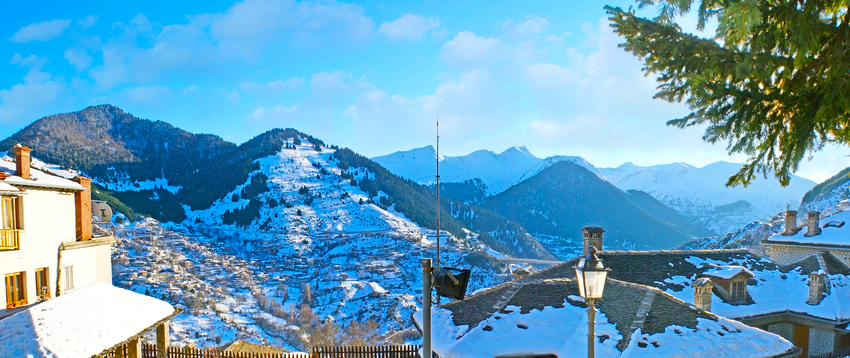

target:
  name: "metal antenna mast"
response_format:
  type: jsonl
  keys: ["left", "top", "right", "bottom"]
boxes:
{"left": 436, "top": 109, "right": 441, "bottom": 270}
{"left": 436, "top": 109, "right": 441, "bottom": 305}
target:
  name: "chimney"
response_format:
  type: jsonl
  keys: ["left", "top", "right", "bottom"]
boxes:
{"left": 582, "top": 226, "right": 604, "bottom": 256}
{"left": 72, "top": 176, "right": 92, "bottom": 241}
{"left": 12, "top": 144, "right": 32, "bottom": 180}
{"left": 693, "top": 277, "right": 713, "bottom": 312}
{"left": 807, "top": 271, "right": 826, "bottom": 305}
{"left": 511, "top": 266, "right": 531, "bottom": 281}
{"left": 783, "top": 210, "right": 798, "bottom": 235}
{"left": 806, "top": 211, "right": 821, "bottom": 237}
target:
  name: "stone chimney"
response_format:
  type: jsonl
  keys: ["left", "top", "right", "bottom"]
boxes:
{"left": 806, "top": 211, "right": 821, "bottom": 237}
{"left": 807, "top": 271, "right": 826, "bottom": 305}
{"left": 512, "top": 266, "right": 531, "bottom": 281}
{"left": 783, "top": 210, "right": 798, "bottom": 235}
{"left": 582, "top": 226, "right": 604, "bottom": 255}
{"left": 12, "top": 144, "right": 32, "bottom": 180}
{"left": 72, "top": 176, "right": 92, "bottom": 241}
{"left": 693, "top": 277, "right": 713, "bottom": 312}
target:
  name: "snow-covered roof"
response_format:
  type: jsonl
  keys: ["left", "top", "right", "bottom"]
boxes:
{"left": 0, "top": 159, "right": 84, "bottom": 191}
{"left": 765, "top": 210, "right": 850, "bottom": 248}
{"left": 416, "top": 277, "right": 796, "bottom": 357}
{"left": 0, "top": 282, "right": 176, "bottom": 358}
{"left": 0, "top": 181, "right": 20, "bottom": 193}
{"left": 702, "top": 265, "right": 754, "bottom": 280}
{"left": 531, "top": 250, "right": 850, "bottom": 323}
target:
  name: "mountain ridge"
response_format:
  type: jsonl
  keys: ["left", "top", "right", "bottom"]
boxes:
{"left": 372, "top": 145, "right": 600, "bottom": 195}
{"left": 598, "top": 161, "right": 815, "bottom": 235}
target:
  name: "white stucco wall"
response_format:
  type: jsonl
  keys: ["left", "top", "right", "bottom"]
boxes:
{"left": 61, "top": 241, "right": 113, "bottom": 292}
{"left": 0, "top": 188, "right": 111, "bottom": 317}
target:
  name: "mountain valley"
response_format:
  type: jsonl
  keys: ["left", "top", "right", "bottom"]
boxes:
{"left": 0, "top": 104, "right": 828, "bottom": 349}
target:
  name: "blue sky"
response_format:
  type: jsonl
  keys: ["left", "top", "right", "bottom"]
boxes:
{"left": 0, "top": 0, "right": 845, "bottom": 182}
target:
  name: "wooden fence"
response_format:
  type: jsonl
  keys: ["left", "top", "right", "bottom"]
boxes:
{"left": 810, "top": 346, "right": 850, "bottom": 358}
{"left": 310, "top": 345, "right": 421, "bottom": 358}
{"left": 102, "top": 343, "right": 427, "bottom": 358}
{"left": 103, "top": 343, "right": 306, "bottom": 358}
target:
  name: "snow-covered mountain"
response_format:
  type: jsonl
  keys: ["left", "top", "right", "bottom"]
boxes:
{"left": 371, "top": 145, "right": 599, "bottom": 195}
{"left": 105, "top": 137, "right": 514, "bottom": 348}
{"left": 599, "top": 161, "right": 816, "bottom": 235}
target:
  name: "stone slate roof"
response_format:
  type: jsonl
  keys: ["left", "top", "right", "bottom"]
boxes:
{"left": 522, "top": 249, "right": 850, "bottom": 322}
{"left": 823, "top": 252, "right": 850, "bottom": 275}
{"left": 531, "top": 249, "right": 850, "bottom": 291}
{"left": 530, "top": 249, "right": 771, "bottom": 289}
{"left": 440, "top": 276, "right": 712, "bottom": 353}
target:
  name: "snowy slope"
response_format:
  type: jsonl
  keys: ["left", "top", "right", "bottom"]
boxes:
{"left": 599, "top": 161, "right": 816, "bottom": 235}
{"left": 108, "top": 138, "right": 512, "bottom": 348}
{"left": 372, "top": 146, "right": 600, "bottom": 195}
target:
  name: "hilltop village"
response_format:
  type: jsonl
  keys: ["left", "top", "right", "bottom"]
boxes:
{"left": 2, "top": 131, "right": 850, "bottom": 358}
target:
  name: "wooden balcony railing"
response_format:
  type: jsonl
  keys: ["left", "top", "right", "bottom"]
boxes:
{"left": 0, "top": 229, "right": 20, "bottom": 250}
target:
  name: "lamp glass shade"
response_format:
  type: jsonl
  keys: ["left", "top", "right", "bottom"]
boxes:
{"left": 578, "top": 268, "right": 608, "bottom": 299}
{"left": 574, "top": 249, "right": 609, "bottom": 300}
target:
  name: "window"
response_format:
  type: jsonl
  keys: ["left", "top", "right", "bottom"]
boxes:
{"left": 731, "top": 281, "right": 746, "bottom": 302}
{"left": 1, "top": 196, "right": 21, "bottom": 229}
{"left": 0, "top": 196, "right": 21, "bottom": 251}
{"left": 35, "top": 267, "right": 49, "bottom": 300}
{"left": 5, "top": 271, "right": 27, "bottom": 309}
{"left": 63, "top": 265, "right": 74, "bottom": 292}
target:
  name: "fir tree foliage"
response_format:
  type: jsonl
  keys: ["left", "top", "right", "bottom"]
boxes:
{"left": 606, "top": 0, "right": 850, "bottom": 186}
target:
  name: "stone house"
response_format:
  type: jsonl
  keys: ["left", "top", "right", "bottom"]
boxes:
{"left": 415, "top": 263, "right": 798, "bottom": 357}
{"left": 576, "top": 227, "right": 850, "bottom": 357}
{"left": 764, "top": 210, "right": 850, "bottom": 267}
{"left": 420, "top": 227, "right": 850, "bottom": 357}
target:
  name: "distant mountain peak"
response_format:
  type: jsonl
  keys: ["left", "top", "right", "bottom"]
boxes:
{"left": 598, "top": 161, "right": 815, "bottom": 235}
{"left": 500, "top": 146, "right": 535, "bottom": 157}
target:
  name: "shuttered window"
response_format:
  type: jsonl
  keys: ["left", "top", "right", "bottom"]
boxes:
{"left": 5, "top": 271, "right": 26, "bottom": 309}
{"left": 63, "top": 265, "right": 74, "bottom": 292}
{"left": 731, "top": 281, "right": 746, "bottom": 302}
{"left": 35, "top": 267, "right": 49, "bottom": 300}
{"left": 1, "top": 196, "right": 18, "bottom": 229}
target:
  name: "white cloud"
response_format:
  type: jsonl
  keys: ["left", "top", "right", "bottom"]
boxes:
{"left": 241, "top": 77, "right": 305, "bottom": 93}
{"left": 77, "top": 15, "right": 99, "bottom": 28}
{"left": 209, "top": 0, "right": 374, "bottom": 58}
{"left": 522, "top": 62, "right": 575, "bottom": 88}
{"left": 503, "top": 16, "right": 550, "bottom": 39}
{"left": 247, "top": 104, "right": 302, "bottom": 123}
{"left": 0, "top": 55, "right": 69, "bottom": 126}
{"left": 379, "top": 14, "right": 440, "bottom": 41}
{"left": 122, "top": 86, "right": 171, "bottom": 105}
{"left": 439, "top": 31, "right": 504, "bottom": 69}
{"left": 84, "top": 0, "right": 375, "bottom": 90}
{"left": 9, "top": 19, "right": 72, "bottom": 43}
{"left": 64, "top": 49, "right": 93, "bottom": 72}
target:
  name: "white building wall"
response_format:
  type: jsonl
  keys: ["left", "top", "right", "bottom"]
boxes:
{"left": 61, "top": 241, "right": 113, "bottom": 292}
{"left": 0, "top": 188, "right": 109, "bottom": 316}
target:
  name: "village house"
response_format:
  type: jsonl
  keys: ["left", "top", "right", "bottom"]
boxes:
{"left": 764, "top": 209, "right": 850, "bottom": 267}
{"left": 1, "top": 144, "right": 114, "bottom": 316}
{"left": 0, "top": 144, "right": 177, "bottom": 358}
{"left": 415, "top": 261, "right": 798, "bottom": 357}
{"left": 417, "top": 224, "right": 850, "bottom": 357}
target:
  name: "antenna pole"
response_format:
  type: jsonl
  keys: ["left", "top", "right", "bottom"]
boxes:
{"left": 436, "top": 110, "right": 441, "bottom": 305}
{"left": 436, "top": 112, "right": 441, "bottom": 268}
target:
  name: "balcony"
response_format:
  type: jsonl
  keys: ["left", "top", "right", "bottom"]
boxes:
{"left": 0, "top": 229, "right": 20, "bottom": 250}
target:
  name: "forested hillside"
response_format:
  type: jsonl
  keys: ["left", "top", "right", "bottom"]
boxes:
{"left": 483, "top": 161, "right": 698, "bottom": 250}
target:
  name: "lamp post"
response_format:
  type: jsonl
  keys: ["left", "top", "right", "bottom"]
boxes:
{"left": 574, "top": 247, "right": 610, "bottom": 358}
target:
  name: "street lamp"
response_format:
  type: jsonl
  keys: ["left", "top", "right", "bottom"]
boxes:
{"left": 574, "top": 246, "right": 610, "bottom": 358}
